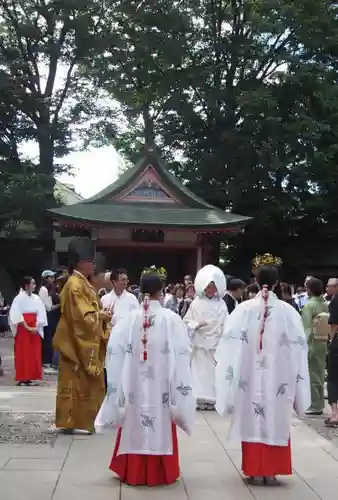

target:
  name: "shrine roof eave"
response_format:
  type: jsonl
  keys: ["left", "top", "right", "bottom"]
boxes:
{"left": 84, "top": 150, "right": 215, "bottom": 209}
{"left": 49, "top": 204, "right": 251, "bottom": 231}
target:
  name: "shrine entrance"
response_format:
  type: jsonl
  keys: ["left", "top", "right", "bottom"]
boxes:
{"left": 97, "top": 244, "right": 197, "bottom": 284}
{"left": 51, "top": 148, "right": 250, "bottom": 274}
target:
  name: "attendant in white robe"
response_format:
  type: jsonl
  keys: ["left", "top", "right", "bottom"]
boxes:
{"left": 215, "top": 265, "right": 311, "bottom": 486}
{"left": 95, "top": 273, "right": 195, "bottom": 486}
{"left": 9, "top": 276, "right": 47, "bottom": 386}
{"left": 184, "top": 264, "right": 228, "bottom": 410}
{"left": 101, "top": 268, "right": 139, "bottom": 324}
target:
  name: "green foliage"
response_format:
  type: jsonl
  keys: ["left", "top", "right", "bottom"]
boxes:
{"left": 86, "top": 0, "right": 338, "bottom": 271}
{"left": 0, "top": 0, "right": 115, "bottom": 233}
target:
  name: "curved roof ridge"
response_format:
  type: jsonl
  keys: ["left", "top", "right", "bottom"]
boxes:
{"left": 83, "top": 148, "right": 215, "bottom": 209}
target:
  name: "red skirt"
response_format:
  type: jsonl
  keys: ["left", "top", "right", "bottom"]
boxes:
{"left": 242, "top": 440, "right": 292, "bottom": 477}
{"left": 14, "top": 313, "right": 42, "bottom": 382}
{"left": 110, "top": 423, "right": 180, "bottom": 486}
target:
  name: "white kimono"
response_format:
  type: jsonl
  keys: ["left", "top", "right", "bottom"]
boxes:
{"left": 184, "top": 297, "right": 228, "bottom": 403}
{"left": 95, "top": 300, "right": 195, "bottom": 455}
{"left": 215, "top": 292, "right": 311, "bottom": 446}
{"left": 101, "top": 289, "right": 140, "bottom": 326}
{"left": 9, "top": 291, "right": 47, "bottom": 338}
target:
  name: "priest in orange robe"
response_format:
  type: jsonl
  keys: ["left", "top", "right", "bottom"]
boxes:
{"left": 53, "top": 238, "right": 111, "bottom": 434}
{"left": 215, "top": 265, "right": 311, "bottom": 486}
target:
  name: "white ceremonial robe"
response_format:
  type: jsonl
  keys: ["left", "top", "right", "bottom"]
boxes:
{"left": 95, "top": 300, "right": 196, "bottom": 455}
{"left": 184, "top": 296, "right": 228, "bottom": 404}
{"left": 215, "top": 292, "right": 311, "bottom": 446}
{"left": 101, "top": 289, "right": 140, "bottom": 326}
{"left": 9, "top": 291, "right": 47, "bottom": 338}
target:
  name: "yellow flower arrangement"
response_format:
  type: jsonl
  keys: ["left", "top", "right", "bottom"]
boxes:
{"left": 252, "top": 253, "right": 283, "bottom": 269}
{"left": 141, "top": 265, "right": 168, "bottom": 280}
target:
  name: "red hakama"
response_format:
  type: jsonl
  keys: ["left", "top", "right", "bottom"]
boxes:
{"left": 242, "top": 440, "right": 292, "bottom": 477}
{"left": 14, "top": 313, "right": 42, "bottom": 382}
{"left": 110, "top": 423, "right": 180, "bottom": 486}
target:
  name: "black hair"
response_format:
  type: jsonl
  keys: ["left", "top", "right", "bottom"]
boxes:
{"left": 173, "top": 283, "right": 184, "bottom": 295}
{"left": 110, "top": 268, "right": 128, "bottom": 282}
{"left": 247, "top": 283, "right": 260, "bottom": 294}
{"left": 21, "top": 276, "right": 34, "bottom": 290}
{"left": 256, "top": 265, "right": 278, "bottom": 291}
{"left": 41, "top": 277, "right": 53, "bottom": 293}
{"left": 92, "top": 264, "right": 105, "bottom": 277}
{"left": 281, "top": 282, "right": 292, "bottom": 296}
{"left": 306, "top": 277, "right": 323, "bottom": 297}
{"left": 56, "top": 267, "right": 67, "bottom": 278}
{"left": 227, "top": 277, "right": 246, "bottom": 292}
{"left": 140, "top": 274, "right": 163, "bottom": 296}
{"left": 68, "top": 263, "right": 75, "bottom": 275}
{"left": 273, "top": 281, "right": 283, "bottom": 300}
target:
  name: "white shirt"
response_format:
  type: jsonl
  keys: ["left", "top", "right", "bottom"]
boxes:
{"left": 39, "top": 286, "right": 53, "bottom": 312}
{"left": 293, "top": 292, "right": 308, "bottom": 309}
{"left": 164, "top": 293, "right": 173, "bottom": 307}
{"left": 101, "top": 289, "right": 140, "bottom": 325}
{"left": 95, "top": 301, "right": 196, "bottom": 454}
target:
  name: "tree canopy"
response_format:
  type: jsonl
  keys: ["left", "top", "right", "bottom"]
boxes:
{"left": 1, "top": 0, "right": 338, "bottom": 275}
{"left": 0, "top": 0, "right": 113, "bottom": 235}
{"left": 85, "top": 0, "right": 338, "bottom": 274}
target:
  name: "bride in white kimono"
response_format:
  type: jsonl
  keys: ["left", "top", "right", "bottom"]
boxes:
{"left": 215, "top": 265, "right": 311, "bottom": 485}
{"left": 95, "top": 273, "right": 195, "bottom": 487}
{"left": 183, "top": 265, "right": 228, "bottom": 410}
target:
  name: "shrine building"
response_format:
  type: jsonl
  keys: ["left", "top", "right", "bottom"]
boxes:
{"left": 49, "top": 149, "right": 251, "bottom": 282}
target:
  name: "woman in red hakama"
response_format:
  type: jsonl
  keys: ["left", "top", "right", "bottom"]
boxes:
{"left": 10, "top": 277, "right": 46, "bottom": 386}
{"left": 14, "top": 312, "right": 43, "bottom": 384}
{"left": 242, "top": 440, "right": 292, "bottom": 484}
{"left": 110, "top": 423, "right": 179, "bottom": 486}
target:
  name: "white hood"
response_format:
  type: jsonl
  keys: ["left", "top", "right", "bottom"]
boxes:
{"left": 194, "top": 265, "right": 227, "bottom": 298}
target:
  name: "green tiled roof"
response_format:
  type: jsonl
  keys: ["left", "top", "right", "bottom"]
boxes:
{"left": 85, "top": 149, "right": 214, "bottom": 209}
{"left": 49, "top": 148, "right": 251, "bottom": 229}
{"left": 49, "top": 203, "right": 250, "bottom": 229}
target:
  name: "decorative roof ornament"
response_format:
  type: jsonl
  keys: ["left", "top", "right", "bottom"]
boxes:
{"left": 252, "top": 253, "right": 283, "bottom": 269}
{"left": 141, "top": 265, "right": 168, "bottom": 281}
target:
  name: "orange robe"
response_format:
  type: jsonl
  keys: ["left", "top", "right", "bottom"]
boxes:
{"left": 53, "top": 271, "right": 107, "bottom": 432}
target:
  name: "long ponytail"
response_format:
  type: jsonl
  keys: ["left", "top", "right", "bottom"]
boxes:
{"left": 259, "top": 284, "right": 269, "bottom": 351}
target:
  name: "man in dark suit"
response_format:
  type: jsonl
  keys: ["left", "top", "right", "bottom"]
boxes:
{"left": 224, "top": 277, "right": 246, "bottom": 314}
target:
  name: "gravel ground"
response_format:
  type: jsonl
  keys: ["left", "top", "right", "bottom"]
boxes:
{"left": 0, "top": 412, "right": 57, "bottom": 445}
{"left": 304, "top": 414, "right": 338, "bottom": 447}
{"left": 1, "top": 332, "right": 58, "bottom": 445}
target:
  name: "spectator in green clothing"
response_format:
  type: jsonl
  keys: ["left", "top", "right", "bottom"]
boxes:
{"left": 302, "top": 277, "right": 329, "bottom": 415}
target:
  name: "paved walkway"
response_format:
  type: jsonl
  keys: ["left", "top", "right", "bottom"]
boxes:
{"left": 1, "top": 387, "right": 338, "bottom": 500}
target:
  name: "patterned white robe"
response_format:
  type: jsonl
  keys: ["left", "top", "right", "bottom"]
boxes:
{"left": 215, "top": 292, "right": 311, "bottom": 446}
{"left": 95, "top": 300, "right": 195, "bottom": 455}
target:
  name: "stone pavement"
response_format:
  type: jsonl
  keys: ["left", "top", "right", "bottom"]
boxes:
{"left": 1, "top": 386, "right": 338, "bottom": 500}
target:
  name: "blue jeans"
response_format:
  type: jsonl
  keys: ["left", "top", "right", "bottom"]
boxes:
{"left": 52, "top": 351, "right": 59, "bottom": 368}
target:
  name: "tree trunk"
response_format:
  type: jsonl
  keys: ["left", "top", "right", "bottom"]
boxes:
{"left": 142, "top": 104, "right": 155, "bottom": 148}
{"left": 36, "top": 122, "right": 56, "bottom": 267}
